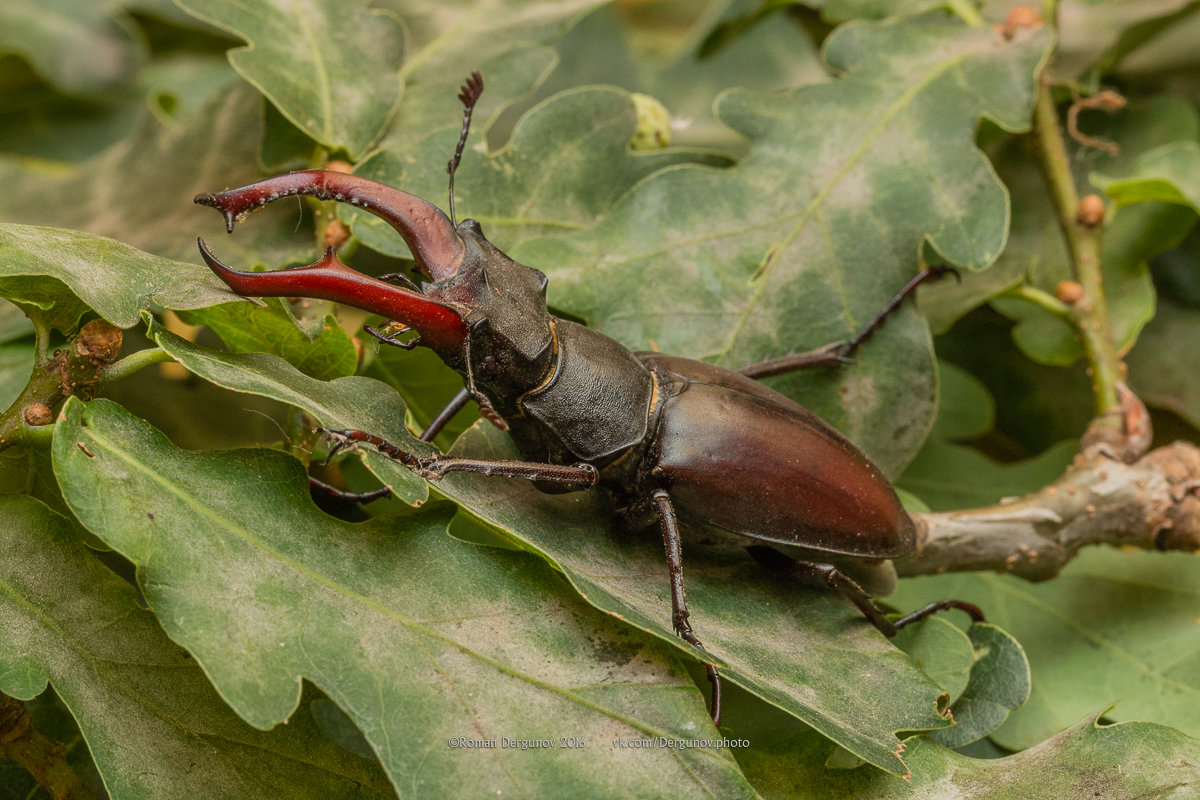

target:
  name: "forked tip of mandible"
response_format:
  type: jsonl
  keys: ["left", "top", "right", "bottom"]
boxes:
{"left": 194, "top": 191, "right": 240, "bottom": 234}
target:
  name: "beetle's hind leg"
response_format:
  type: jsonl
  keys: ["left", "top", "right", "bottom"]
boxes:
{"left": 652, "top": 490, "right": 723, "bottom": 727}
{"left": 740, "top": 265, "right": 955, "bottom": 379}
{"left": 746, "top": 546, "right": 983, "bottom": 637}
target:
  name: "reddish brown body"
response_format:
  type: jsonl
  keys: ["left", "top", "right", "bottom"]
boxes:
{"left": 640, "top": 354, "right": 915, "bottom": 559}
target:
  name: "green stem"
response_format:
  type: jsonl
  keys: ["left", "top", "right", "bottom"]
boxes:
{"left": 30, "top": 315, "right": 52, "bottom": 364}
{"left": 946, "top": 0, "right": 984, "bottom": 27}
{"left": 100, "top": 347, "right": 173, "bottom": 383}
{"left": 1032, "top": 73, "right": 1121, "bottom": 416}
{"left": 0, "top": 693, "right": 98, "bottom": 800}
{"left": 1004, "top": 284, "right": 1072, "bottom": 318}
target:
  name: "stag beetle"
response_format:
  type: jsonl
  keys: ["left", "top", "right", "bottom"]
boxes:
{"left": 194, "top": 71, "right": 982, "bottom": 726}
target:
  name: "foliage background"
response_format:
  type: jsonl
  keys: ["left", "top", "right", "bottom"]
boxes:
{"left": 1, "top": 0, "right": 1199, "bottom": 798}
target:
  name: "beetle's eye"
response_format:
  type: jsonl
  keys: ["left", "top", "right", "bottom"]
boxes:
{"left": 481, "top": 354, "right": 498, "bottom": 374}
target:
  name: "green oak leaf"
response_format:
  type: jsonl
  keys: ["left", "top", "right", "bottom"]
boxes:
{"left": 503, "top": 3, "right": 825, "bottom": 154}
{"left": 0, "top": 338, "right": 33, "bottom": 411}
{"left": 178, "top": 299, "right": 359, "bottom": 381}
{"left": 50, "top": 398, "right": 758, "bottom": 799}
{"left": 0, "top": 52, "right": 239, "bottom": 164}
{"left": 0, "top": 494, "right": 395, "bottom": 800}
{"left": 514, "top": 15, "right": 1052, "bottom": 476}
{"left": 800, "top": 0, "right": 966, "bottom": 24}
{"left": 1094, "top": 140, "right": 1200, "bottom": 210}
{"left": 815, "top": 620, "right": 1031, "bottom": 761}
{"left": 925, "top": 94, "right": 1200, "bottom": 363}
{"left": 994, "top": 200, "right": 1191, "bottom": 366}
{"left": 1111, "top": 0, "right": 1200, "bottom": 76}
{"left": 147, "top": 317, "right": 428, "bottom": 503}
{"left": 1128, "top": 300, "right": 1200, "bottom": 428}
{"left": 0, "top": 85, "right": 312, "bottom": 267}
{"left": 896, "top": 362, "right": 1077, "bottom": 510}
{"left": 147, "top": 322, "right": 958, "bottom": 776}
{"left": 889, "top": 616, "right": 974, "bottom": 704}
{"left": 0, "top": 301, "right": 32, "bottom": 343}
{"left": 0, "top": 0, "right": 143, "bottom": 95}
{"left": 887, "top": 547, "right": 1200, "bottom": 750}
{"left": 927, "top": 624, "right": 1030, "bottom": 748}
{"left": 174, "top": 0, "right": 406, "bottom": 159}
{"left": 369, "top": 0, "right": 609, "bottom": 150}
{"left": 0, "top": 224, "right": 240, "bottom": 330}
{"left": 347, "top": 86, "right": 730, "bottom": 259}
{"left": 1057, "top": 0, "right": 1200, "bottom": 79}
{"left": 733, "top": 695, "right": 1200, "bottom": 799}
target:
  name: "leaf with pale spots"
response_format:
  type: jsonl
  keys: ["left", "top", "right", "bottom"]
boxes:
{"left": 149, "top": 321, "right": 960, "bottom": 776}
{"left": 514, "top": 16, "right": 1053, "bottom": 476}
{"left": 175, "top": 0, "right": 405, "bottom": 159}
{"left": 0, "top": 494, "right": 395, "bottom": 800}
{"left": 51, "top": 398, "right": 757, "bottom": 799}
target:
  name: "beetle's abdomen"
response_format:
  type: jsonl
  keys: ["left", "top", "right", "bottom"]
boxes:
{"left": 641, "top": 354, "right": 916, "bottom": 559}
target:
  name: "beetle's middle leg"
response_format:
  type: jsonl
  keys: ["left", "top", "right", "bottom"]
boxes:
{"left": 319, "top": 428, "right": 598, "bottom": 486}
{"left": 740, "top": 265, "right": 953, "bottom": 379}
{"left": 308, "top": 388, "right": 475, "bottom": 505}
{"left": 652, "top": 489, "right": 723, "bottom": 727}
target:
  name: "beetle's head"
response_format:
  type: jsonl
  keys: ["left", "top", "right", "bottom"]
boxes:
{"left": 423, "top": 218, "right": 555, "bottom": 395}
{"left": 194, "top": 171, "right": 555, "bottom": 397}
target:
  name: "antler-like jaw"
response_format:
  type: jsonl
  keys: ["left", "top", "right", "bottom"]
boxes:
{"left": 194, "top": 170, "right": 465, "bottom": 281}
{"left": 197, "top": 239, "right": 469, "bottom": 359}
{"left": 194, "top": 170, "right": 477, "bottom": 358}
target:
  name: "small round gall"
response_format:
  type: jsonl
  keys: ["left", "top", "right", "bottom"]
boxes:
{"left": 1076, "top": 194, "right": 1106, "bottom": 228}
{"left": 998, "top": 6, "right": 1043, "bottom": 39}
{"left": 23, "top": 402, "right": 53, "bottom": 426}
{"left": 1055, "top": 280, "right": 1085, "bottom": 305}
{"left": 75, "top": 319, "right": 123, "bottom": 364}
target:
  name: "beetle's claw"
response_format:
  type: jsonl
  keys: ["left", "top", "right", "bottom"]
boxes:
{"left": 816, "top": 340, "right": 856, "bottom": 366}
{"left": 927, "top": 264, "right": 961, "bottom": 284}
{"left": 318, "top": 427, "right": 355, "bottom": 464}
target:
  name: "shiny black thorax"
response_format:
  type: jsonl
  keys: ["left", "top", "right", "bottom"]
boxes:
{"left": 426, "top": 221, "right": 657, "bottom": 481}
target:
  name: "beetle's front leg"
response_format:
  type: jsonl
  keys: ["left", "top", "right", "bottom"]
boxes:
{"left": 652, "top": 490, "right": 723, "bottom": 727}
{"left": 320, "top": 428, "right": 599, "bottom": 487}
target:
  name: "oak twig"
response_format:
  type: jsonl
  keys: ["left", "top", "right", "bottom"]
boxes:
{"left": 0, "top": 693, "right": 96, "bottom": 800}
{"left": 900, "top": 395, "right": 1198, "bottom": 580}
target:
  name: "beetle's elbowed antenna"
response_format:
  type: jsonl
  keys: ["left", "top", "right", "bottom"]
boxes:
{"left": 447, "top": 70, "right": 484, "bottom": 227}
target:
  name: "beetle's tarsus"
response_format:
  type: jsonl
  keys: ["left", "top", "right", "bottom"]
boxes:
{"left": 365, "top": 324, "right": 422, "bottom": 350}
{"left": 377, "top": 272, "right": 422, "bottom": 292}
{"left": 308, "top": 476, "right": 392, "bottom": 505}
{"left": 891, "top": 599, "right": 985, "bottom": 630}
